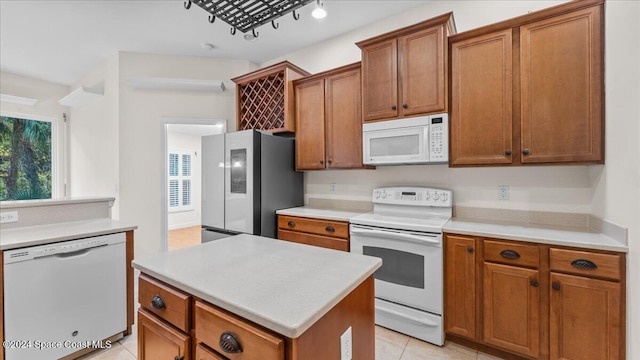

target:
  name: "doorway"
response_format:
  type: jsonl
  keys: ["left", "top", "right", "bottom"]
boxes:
{"left": 161, "top": 118, "right": 226, "bottom": 252}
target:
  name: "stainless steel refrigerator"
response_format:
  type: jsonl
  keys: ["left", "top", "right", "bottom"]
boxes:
{"left": 201, "top": 130, "right": 303, "bottom": 241}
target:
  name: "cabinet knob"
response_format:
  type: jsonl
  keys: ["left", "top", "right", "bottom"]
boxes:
{"left": 530, "top": 280, "right": 539, "bottom": 288}
{"left": 174, "top": 356, "right": 184, "bottom": 360}
{"left": 328, "top": 159, "right": 332, "bottom": 165}
{"left": 151, "top": 295, "right": 166, "bottom": 310}
{"left": 552, "top": 282, "right": 561, "bottom": 291}
{"left": 402, "top": 103, "right": 408, "bottom": 109}
{"left": 320, "top": 160, "right": 324, "bottom": 165}
{"left": 325, "top": 226, "right": 335, "bottom": 233}
{"left": 505, "top": 150, "right": 512, "bottom": 156}
{"left": 500, "top": 249, "right": 521, "bottom": 259}
{"left": 571, "top": 259, "right": 598, "bottom": 270}
{"left": 219, "top": 332, "right": 242, "bottom": 354}
{"left": 391, "top": 105, "right": 397, "bottom": 110}
{"left": 467, "top": 246, "right": 475, "bottom": 254}
{"left": 522, "top": 149, "right": 530, "bottom": 155}
{"left": 287, "top": 221, "right": 295, "bottom": 228}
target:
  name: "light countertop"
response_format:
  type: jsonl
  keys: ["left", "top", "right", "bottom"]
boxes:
{"left": 132, "top": 234, "right": 381, "bottom": 338}
{"left": 0, "top": 218, "right": 137, "bottom": 250}
{"left": 444, "top": 218, "right": 627, "bottom": 253}
{"left": 276, "top": 206, "right": 368, "bottom": 222}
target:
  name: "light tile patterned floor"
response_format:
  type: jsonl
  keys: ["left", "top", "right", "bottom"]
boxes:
{"left": 78, "top": 324, "right": 503, "bottom": 360}
{"left": 168, "top": 225, "right": 201, "bottom": 251}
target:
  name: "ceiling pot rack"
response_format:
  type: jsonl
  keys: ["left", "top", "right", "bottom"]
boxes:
{"left": 183, "top": 0, "right": 315, "bottom": 38}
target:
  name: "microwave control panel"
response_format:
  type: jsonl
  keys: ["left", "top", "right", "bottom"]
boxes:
{"left": 429, "top": 114, "right": 448, "bottom": 162}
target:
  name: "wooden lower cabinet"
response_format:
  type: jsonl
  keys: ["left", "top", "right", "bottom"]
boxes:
{"left": 550, "top": 273, "right": 622, "bottom": 360}
{"left": 444, "top": 233, "right": 625, "bottom": 360}
{"left": 138, "top": 309, "right": 191, "bottom": 360}
{"left": 277, "top": 215, "right": 350, "bottom": 251}
{"left": 195, "top": 344, "right": 226, "bottom": 360}
{"left": 483, "top": 263, "right": 539, "bottom": 358}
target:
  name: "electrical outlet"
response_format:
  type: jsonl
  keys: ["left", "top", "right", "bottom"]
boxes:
{"left": 497, "top": 185, "right": 509, "bottom": 200}
{"left": 340, "top": 326, "right": 352, "bottom": 360}
{"left": 329, "top": 183, "right": 337, "bottom": 193}
{"left": 0, "top": 211, "right": 19, "bottom": 224}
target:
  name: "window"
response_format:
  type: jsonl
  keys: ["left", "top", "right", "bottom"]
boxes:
{"left": 0, "top": 114, "right": 55, "bottom": 201}
{"left": 168, "top": 150, "right": 193, "bottom": 212}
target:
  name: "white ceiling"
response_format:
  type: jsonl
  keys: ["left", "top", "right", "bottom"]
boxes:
{"left": 0, "top": 0, "right": 428, "bottom": 86}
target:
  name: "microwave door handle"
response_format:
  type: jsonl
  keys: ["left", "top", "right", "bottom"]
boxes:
{"left": 377, "top": 305, "right": 439, "bottom": 327}
{"left": 350, "top": 227, "right": 439, "bottom": 245}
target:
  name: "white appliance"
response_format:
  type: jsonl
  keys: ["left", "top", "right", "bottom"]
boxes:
{"left": 201, "top": 130, "right": 303, "bottom": 240}
{"left": 3, "top": 233, "right": 127, "bottom": 360}
{"left": 350, "top": 187, "right": 452, "bottom": 345}
{"left": 362, "top": 114, "right": 448, "bottom": 165}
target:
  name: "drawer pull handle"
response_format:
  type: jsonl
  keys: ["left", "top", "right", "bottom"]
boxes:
{"left": 500, "top": 249, "right": 521, "bottom": 259}
{"left": 174, "top": 356, "right": 184, "bottom": 360}
{"left": 151, "top": 295, "right": 166, "bottom": 310}
{"left": 219, "top": 332, "right": 242, "bottom": 354}
{"left": 571, "top": 259, "right": 598, "bottom": 270}
{"left": 530, "top": 280, "right": 539, "bottom": 287}
{"left": 287, "top": 221, "right": 295, "bottom": 228}
{"left": 467, "top": 246, "right": 475, "bottom": 254}
{"left": 552, "top": 282, "right": 561, "bottom": 291}
{"left": 325, "top": 226, "right": 335, "bottom": 233}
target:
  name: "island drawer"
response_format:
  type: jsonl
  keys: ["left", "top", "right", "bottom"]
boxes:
{"left": 139, "top": 274, "right": 191, "bottom": 332}
{"left": 195, "top": 300, "right": 285, "bottom": 360}
{"left": 278, "top": 229, "right": 349, "bottom": 251}
{"left": 196, "top": 344, "right": 226, "bottom": 360}
{"left": 550, "top": 248, "right": 621, "bottom": 281}
{"left": 484, "top": 239, "right": 539, "bottom": 268}
{"left": 278, "top": 215, "right": 349, "bottom": 239}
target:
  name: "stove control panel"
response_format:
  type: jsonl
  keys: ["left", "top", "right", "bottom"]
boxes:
{"left": 373, "top": 187, "right": 452, "bottom": 207}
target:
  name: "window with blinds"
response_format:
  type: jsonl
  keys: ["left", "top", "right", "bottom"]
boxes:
{"left": 168, "top": 150, "right": 194, "bottom": 212}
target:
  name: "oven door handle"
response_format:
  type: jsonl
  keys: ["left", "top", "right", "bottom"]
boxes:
{"left": 377, "top": 305, "right": 439, "bottom": 327}
{"left": 350, "top": 227, "right": 440, "bottom": 245}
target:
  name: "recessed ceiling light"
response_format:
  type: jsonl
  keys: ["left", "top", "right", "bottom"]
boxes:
{"left": 312, "top": 0, "right": 327, "bottom": 19}
{"left": 243, "top": 34, "right": 258, "bottom": 42}
{"left": 200, "top": 42, "right": 215, "bottom": 50}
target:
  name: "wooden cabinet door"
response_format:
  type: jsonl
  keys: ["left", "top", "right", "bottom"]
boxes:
{"left": 400, "top": 25, "right": 445, "bottom": 116}
{"left": 361, "top": 39, "right": 398, "bottom": 122}
{"left": 520, "top": 6, "right": 603, "bottom": 163}
{"left": 138, "top": 309, "right": 191, "bottom": 360}
{"left": 483, "top": 263, "right": 539, "bottom": 358}
{"left": 294, "top": 78, "right": 326, "bottom": 170}
{"left": 550, "top": 273, "right": 621, "bottom": 360}
{"left": 444, "top": 234, "right": 477, "bottom": 339}
{"left": 450, "top": 29, "right": 513, "bottom": 166}
{"left": 325, "top": 68, "right": 363, "bottom": 169}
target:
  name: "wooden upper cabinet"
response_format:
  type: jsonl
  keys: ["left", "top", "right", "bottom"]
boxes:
{"left": 520, "top": 6, "right": 603, "bottom": 163}
{"left": 295, "top": 78, "right": 326, "bottom": 170}
{"left": 444, "top": 234, "right": 477, "bottom": 340}
{"left": 361, "top": 39, "right": 398, "bottom": 121}
{"left": 293, "top": 63, "right": 365, "bottom": 171}
{"left": 450, "top": 29, "right": 513, "bottom": 166}
{"left": 232, "top": 61, "right": 310, "bottom": 134}
{"left": 358, "top": 13, "right": 455, "bottom": 123}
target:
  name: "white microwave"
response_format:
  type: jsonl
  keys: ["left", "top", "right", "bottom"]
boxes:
{"left": 362, "top": 114, "right": 448, "bottom": 165}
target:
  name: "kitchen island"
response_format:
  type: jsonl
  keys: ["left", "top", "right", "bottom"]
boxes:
{"left": 132, "top": 234, "right": 382, "bottom": 360}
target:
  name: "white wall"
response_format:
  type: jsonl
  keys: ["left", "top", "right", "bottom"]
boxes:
{"left": 0, "top": 71, "right": 70, "bottom": 198}
{"left": 68, "top": 55, "right": 120, "bottom": 218}
{"left": 116, "top": 52, "right": 254, "bottom": 257}
{"left": 266, "top": 1, "right": 640, "bottom": 357}
{"left": 167, "top": 131, "right": 202, "bottom": 230}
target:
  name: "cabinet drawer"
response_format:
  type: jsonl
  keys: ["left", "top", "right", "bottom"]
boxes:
{"left": 278, "top": 229, "right": 349, "bottom": 252}
{"left": 278, "top": 215, "right": 349, "bottom": 239}
{"left": 484, "top": 240, "right": 539, "bottom": 268}
{"left": 195, "top": 301, "right": 284, "bottom": 360}
{"left": 139, "top": 275, "right": 191, "bottom": 332}
{"left": 195, "top": 344, "right": 226, "bottom": 360}
{"left": 550, "top": 248, "right": 621, "bottom": 281}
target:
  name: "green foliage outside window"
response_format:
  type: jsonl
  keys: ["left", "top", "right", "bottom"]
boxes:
{"left": 0, "top": 116, "right": 52, "bottom": 200}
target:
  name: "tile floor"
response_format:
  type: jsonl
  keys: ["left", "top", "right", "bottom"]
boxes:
{"left": 78, "top": 324, "right": 503, "bottom": 360}
{"left": 168, "top": 225, "right": 201, "bottom": 250}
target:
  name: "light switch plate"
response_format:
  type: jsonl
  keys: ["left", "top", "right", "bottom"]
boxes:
{"left": 340, "top": 326, "right": 352, "bottom": 360}
{"left": 0, "top": 211, "right": 19, "bottom": 224}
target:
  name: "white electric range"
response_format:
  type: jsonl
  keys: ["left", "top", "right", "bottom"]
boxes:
{"left": 350, "top": 187, "right": 452, "bottom": 346}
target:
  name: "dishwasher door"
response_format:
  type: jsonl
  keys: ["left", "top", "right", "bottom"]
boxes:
{"left": 3, "top": 233, "right": 127, "bottom": 360}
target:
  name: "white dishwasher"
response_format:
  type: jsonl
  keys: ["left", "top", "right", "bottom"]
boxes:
{"left": 3, "top": 232, "right": 127, "bottom": 360}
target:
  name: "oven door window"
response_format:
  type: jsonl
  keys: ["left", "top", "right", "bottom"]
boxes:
{"left": 363, "top": 246, "right": 425, "bottom": 289}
